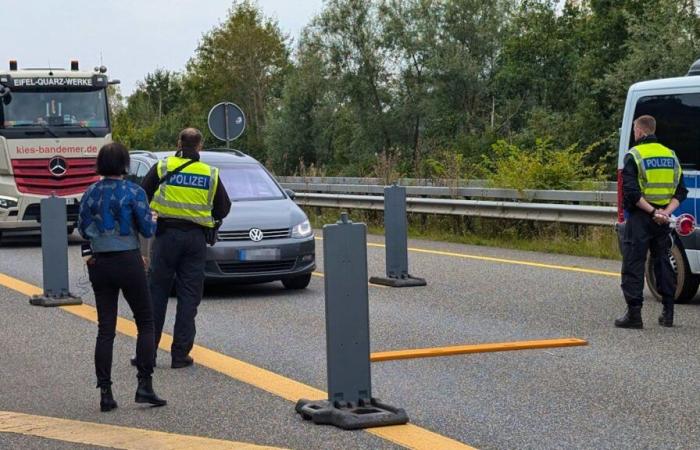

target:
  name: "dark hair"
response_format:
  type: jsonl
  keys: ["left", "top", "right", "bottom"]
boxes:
{"left": 178, "top": 128, "right": 203, "bottom": 152}
{"left": 96, "top": 143, "right": 130, "bottom": 176}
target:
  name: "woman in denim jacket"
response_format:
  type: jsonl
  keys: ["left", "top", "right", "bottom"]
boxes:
{"left": 79, "top": 143, "right": 166, "bottom": 412}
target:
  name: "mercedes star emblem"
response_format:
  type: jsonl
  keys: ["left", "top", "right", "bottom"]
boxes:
{"left": 249, "top": 228, "right": 264, "bottom": 242}
{"left": 48, "top": 156, "right": 68, "bottom": 177}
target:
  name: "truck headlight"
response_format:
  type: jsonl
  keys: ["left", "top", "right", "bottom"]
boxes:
{"left": 292, "top": 219, "right": 313, "bottom": 238}
{"left": 0, "top": 196, "right": 18, "bottom": 209}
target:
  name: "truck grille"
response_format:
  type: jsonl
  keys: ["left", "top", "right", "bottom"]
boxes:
{"left": 218, "top": 228, "right": 291, "bottom": 241}
{"left": 11, "top": 158, "right": 99, "bottom": 196}
{"left": 218, "top": 260, "right": 296, "bottom": 274}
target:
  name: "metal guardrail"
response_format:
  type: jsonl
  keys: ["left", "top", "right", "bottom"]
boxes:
{"left": 292, "top": 193, "right": 618, "bottom": 226}
{"left": 280, "top": 182, "right": 617, "bottom": 204}
{"left": 278, "top": 177, "right": 619, "bottom": 226}
{"left": 277, "top": 176, "right": 618, "bottom": 191}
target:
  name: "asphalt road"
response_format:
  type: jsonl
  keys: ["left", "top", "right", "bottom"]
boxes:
{"left": 1, "top": 230, "right": 699, "bottom": 449}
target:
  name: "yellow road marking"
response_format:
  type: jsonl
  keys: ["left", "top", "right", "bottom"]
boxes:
{"left": 371, "top": 338, "right": 588, "bottom": 362}
{"left": 0, "top": 273, "right": 472, "bottom": 450}
{"left": 0, "top": 410, "right": 282, "bottom": 449}
{"left": 314, "top": 237, "right": 619, "bottom": 278}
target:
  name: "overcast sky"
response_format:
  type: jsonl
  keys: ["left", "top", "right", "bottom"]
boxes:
{"left": 0, "top": 0, "right": 323, "bottom": 96}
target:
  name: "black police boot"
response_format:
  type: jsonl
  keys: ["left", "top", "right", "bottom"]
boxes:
{"left": 99, "top": 386, "right": 118, "bottom": 412}
{"left": 135, "top": 377, "right": 167, "bottom": 407}
{"left": 171, "top": 355, "right": 194, "bottom": 369}
{"left": 614, "top": 305, "right": 643, "bottom": 329}
{"left": 658, "top": 300, "right": 674, "bottom": 327}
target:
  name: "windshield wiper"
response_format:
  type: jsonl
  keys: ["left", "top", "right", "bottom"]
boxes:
{"left": 50, "top": 123, "right": 98, "bottom": 137}
{"left": 79, "top": 124, "right": 98, "bottom": 137}
{"left": 9, "top": 123, "right": 58, "bottom": 137}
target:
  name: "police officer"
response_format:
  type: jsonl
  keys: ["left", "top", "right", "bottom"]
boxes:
{"left": 616, "top": 115, "right": 687, "bottom": 329}
{"left": 140, "top": 128, "right": 231, "bottom": 367}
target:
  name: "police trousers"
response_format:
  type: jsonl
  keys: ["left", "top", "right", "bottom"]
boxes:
{"left": 88, "top": 250, "right": 155, "bottom": 387}
{"left": 149, "top": 227, "right": 207, "bottom": 359}
{"left": 620, "top": 210, "right": 676, "bottom": 306}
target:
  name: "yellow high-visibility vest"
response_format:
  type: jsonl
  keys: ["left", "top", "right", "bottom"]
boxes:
{"left": 150, "top": 156, "right": 218, "bottom": 228}
{"left": 627, "top": 142, "right": 681, "bottom": 206}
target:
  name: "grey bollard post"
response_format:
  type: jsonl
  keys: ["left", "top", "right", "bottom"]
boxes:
{"left": 295, "top": 213, "right": 408, "bottom": 430}
{"left": 29, "top": 195, "right": 82, "bottom": 307}
{"left": 369, "top": 184, "right": 426, "bottom": 287}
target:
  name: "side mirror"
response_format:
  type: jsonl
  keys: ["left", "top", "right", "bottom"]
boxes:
{"left": 0, "top": 85, "right": 11, "bottom": 105}
{"left": 285, "top": 188, "right": 296, "bottom": 200}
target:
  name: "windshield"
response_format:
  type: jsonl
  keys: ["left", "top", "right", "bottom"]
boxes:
{"left": 218, "top": 163, "right": 285, "bottom": 201}
{"left": 0, "top": 89, "right": 108, "bottom": 128}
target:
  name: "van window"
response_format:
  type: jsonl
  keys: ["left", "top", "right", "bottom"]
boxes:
{"left": 632, "top": 93, "right": 700, "bottom": 169}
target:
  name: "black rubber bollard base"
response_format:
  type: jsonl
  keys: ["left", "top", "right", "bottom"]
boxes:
{"left": 29, "top": 294, "right": 82, "bottom": 307}
{"left": 296, "top": 398, "right": 409, "bottom": 430}
{"left": 369, "top": 275, "right": 427, "bottom": 288}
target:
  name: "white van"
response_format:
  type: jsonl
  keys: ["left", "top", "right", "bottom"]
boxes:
{"left": 617, "top": 60, "right": 700, "bottom": 302}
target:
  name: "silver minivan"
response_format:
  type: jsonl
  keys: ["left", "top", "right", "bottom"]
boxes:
{"left": 128, "top": 150, "right": 315, "bottom": 289}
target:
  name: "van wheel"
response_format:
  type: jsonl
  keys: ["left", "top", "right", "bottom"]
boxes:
{"left": 645, "top": 245, "right": 700, "bottom": 303}
{"left": 282, "top": 274, "right": 311, "bottom": 290}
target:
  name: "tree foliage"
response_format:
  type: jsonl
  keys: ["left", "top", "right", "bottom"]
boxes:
{"left": 113, "top": 0, "right": 700, "bottom": 185}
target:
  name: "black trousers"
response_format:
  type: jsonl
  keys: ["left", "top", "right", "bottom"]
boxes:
{"left": 88, "top": 250, "right": 155, "bottom": 388}
{"left": 149, "top": 227, "right": 207, "bottom": 359}
{"left": 621, "top": 210, "right": 676, "bottom": 307}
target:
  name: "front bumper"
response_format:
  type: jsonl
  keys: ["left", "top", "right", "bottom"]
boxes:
{"left": 204, "top": 235, "right": 316, "bottom": 282}
{"left": 0, "top": 196, "right": 81, "bottom": 231}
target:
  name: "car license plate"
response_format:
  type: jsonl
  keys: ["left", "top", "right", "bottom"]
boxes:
{"left": 238, "top": 248, "right": 280, "bottom": 261}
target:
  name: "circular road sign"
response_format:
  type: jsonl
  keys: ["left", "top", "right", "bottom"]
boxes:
{"left": 207, "top": 102, "right": 246, "bottom": 143}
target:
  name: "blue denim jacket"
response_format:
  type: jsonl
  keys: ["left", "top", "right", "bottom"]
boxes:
{"left": 78, "top": 178, "right": 156, "bottom": 253}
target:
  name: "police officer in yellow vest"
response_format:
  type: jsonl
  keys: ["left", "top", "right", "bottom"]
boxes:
{"left": 616, "top": 115, "right": 687, "bottom": 329}
{"left": 140, "top": 128, "right": 231, "bottom": 368}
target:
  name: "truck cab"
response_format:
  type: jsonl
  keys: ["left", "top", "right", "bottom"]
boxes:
{"left": 618, "top": 60, "right": 700, "bottom": 302}
{"left": 0, "top": 60, "right": 115, "bottom": 239}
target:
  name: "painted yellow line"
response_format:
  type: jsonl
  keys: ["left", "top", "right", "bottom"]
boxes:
{"left": 0, "top": 410, "right": 282, "bottom": 449}
{"left": 0, "top": 273, "right": 472, "bottom": 450}
{"left": 370, "top": 338, "right": 588, "bottom": 362}
{"left": 315, "top": 237, "right": 619, "bottom": 278}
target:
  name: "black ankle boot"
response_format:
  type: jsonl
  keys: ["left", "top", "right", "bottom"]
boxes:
{"left": 99, "top": 386, "right": 118, "bottom": 412}
{"left": 658, "top": 302, "right": 674, "bottom": 327}
{"left": 135, "top": 377, "right": 167, "bottom": 407}
{"left": 615, "top": 306, "right": 643, "bottom": 329}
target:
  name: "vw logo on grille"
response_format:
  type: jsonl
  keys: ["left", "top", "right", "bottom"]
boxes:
{"left": 48, "top": 156, "right": 67, "bottom": 177}
{"left": 249, "top": 228, "right": 264, "bottom": 242}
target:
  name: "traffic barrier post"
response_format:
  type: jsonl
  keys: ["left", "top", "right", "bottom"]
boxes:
{"left": 369, "top": 184, "right": 426, "bottom": 287}
{"left": 296, "top": 213, "right": 408, "bottom": 429}
{"left": 29, "top": 195, "right": 82, "bottom": 307}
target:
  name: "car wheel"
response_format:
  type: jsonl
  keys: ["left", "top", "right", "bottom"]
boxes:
{"left": 282, "top": 274, "right": 311, "bottom": 290}
{"left": 645, "top": 244, "right": 700, "bottom": 303}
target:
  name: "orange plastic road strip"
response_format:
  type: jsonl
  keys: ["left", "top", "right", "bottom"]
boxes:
{"left": 0, "top": 410, "right": 282, "bottom": 449}
{"left": 0, "top": 272, "right": 473, "bottom": 450}
{"left": 371, "top": 338, "right": 588, "bottom": 362}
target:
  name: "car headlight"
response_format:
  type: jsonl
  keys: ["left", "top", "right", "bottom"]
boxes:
{"left": 292, "top": 219, "right": 313, "bottom": 238}
{"left": 0, "top": 196, "right": 18, "bottom": 209}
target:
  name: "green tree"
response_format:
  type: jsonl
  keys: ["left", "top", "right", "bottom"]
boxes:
{"left": 186, "top": 0, "right": 290, "bottom": 157}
